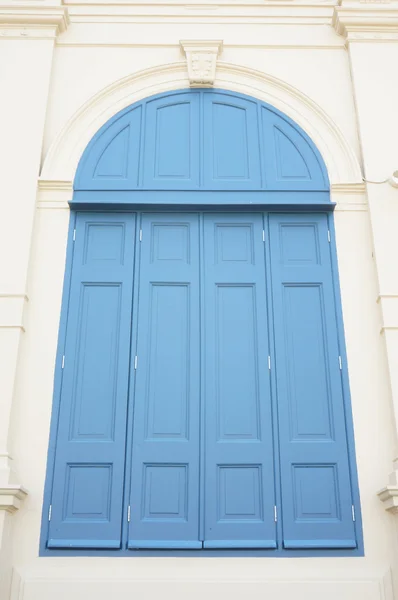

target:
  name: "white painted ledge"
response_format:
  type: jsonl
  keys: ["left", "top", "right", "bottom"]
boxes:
{"left": 378, "top": 463, "right": 398, "bottom": 513}
{"left": 0, "top": 485, "right": 28, "bottom": 514}
{"left": 334, "top": 4, "right": 398, "bottom": 42}
{"left": 378, "top": 486, "right": 398, "bottom": 514}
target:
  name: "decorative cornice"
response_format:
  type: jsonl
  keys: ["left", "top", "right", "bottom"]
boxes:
{"left": 0, "top": 5, "right": 69, "bottom": 38}
{"left": 180, "top": 39, "right": 223, "bottom": 86}
{"left": 0, "top": 485, "right": 27, "bottom": 514}
{"left": 333, "top": 5, "right": 398, "bottom": 41}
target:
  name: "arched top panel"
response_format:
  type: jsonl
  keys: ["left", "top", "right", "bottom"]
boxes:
{"left": 74, "top": 89, "right": 329, "bottom": 197}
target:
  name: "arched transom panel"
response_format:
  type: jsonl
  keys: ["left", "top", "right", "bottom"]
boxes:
{"left": 74, "top": 89, "right": 329, "bottom": 193}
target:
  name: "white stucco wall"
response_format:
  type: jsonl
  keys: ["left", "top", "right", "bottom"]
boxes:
{"left": 1, "top": 1, "right": 398, "bottom": 599}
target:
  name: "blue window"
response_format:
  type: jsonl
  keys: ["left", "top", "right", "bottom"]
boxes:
{"left": 41, "top": 90, "right": 362, "bottom": 556}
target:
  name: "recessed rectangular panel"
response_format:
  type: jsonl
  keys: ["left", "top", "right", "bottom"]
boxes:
{"left": 279, "top": 223, "right": 320, "bottom": 265}
{"left": 212, "top": 103, "right": 249, "bottom": 179}
{"left": 215, "top": 224, "right": 254, "bottom": 264}
{"left": 83, "top": 223, "right": 125, "bottom": 265}
{"left": 216, "top": 285, "right": 260, "bottom": 440}
{"left": 292, "top": 464, "right": 340, "bottom": 521}
{"left": 282, "top": 284, "right": 333, "bottom": 440}
{"left": 155, "top": 103, "right": 191, "bottom": 179}
{"left": 142, "top": 465, "right": 188, "bottom": 521}
{"left": 145, "top": 284, "right": 190, "bottom": 439}
{"left": 150, "top": 223, "right": 190, "bottom": 264}
{"left": 70, "top": 284, "right": 121, "bottom": 441}
{"left": 218, "top": 466, "right": 263, "bottom": 521}
{"left": 64, "top": 464, "right": 112, "bottom": 521}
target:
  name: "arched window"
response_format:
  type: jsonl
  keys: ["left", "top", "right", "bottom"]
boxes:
{"left": 41, "top": 90, "right": 362, "bottom": 556}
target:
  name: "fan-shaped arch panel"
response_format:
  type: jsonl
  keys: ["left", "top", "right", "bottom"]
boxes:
{"left": 74, "top": 89, "right": 329, "bottom": 197}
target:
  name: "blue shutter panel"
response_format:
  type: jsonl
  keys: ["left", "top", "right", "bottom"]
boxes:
{"left": 143, "top": 94, "right": 200, "bottom": 189}
{"left": 127, "top": 213, "right": 201, "bottom": 548}
{"left": 268, "top": 213, "right": 357, "bottom": 549}
{"left": 203, "top": 94, "right": 261, "bottom": 190}
{"left": 47, "top": 212, "right": 136, "bottom": 549}
{"left": 75, "top": 108, "right": 142, "bottom": 190}
{"left": 203, "top": 213, "right": 277, "bottom": 548}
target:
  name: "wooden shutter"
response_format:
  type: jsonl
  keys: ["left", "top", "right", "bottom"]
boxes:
{"left": 203, "top": 213, "right": 277, "bottom": 548}
{"left": 127, "top": 213, "right": 201, "bottom": 549}
{"left": 268, "top": 213, "right": 357, "bottom": 549}
{"left": 47, "top": 212, "right": 136, "bottom": 549}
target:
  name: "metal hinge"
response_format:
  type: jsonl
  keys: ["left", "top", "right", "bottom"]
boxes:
{"left": 127, "top": 505, "right": 131, "bottom": 522}
{"left": 268, "top": 356, "right": 271, "bottom": 370}
{"left": 139, "top": 229, "right": 142, "bottom": 242}
{"left": 262, "top": 230, "right": 265, "bottom": 243}
{"left": 48, "top": 505, "right": 52, "bottom": 521}
{"left": 274, "top": 505, "right": 277, "bottom": 522}
{"left": 134, "top": 356, "right": 138, "bottom": 370}
{"left": 338, "top": 356, "right": 342, "bottom": 370}
{"left": 352, "top": 505, "right": 356, "bottom": 522}
{"left": 73, "top": 229, "right": 76, "bottom": 241}
{"left": 61, "top": 355, "right": 65, "bottom": 369}
{"left": 327, "top": 230, "right": 331, "bottom": 243}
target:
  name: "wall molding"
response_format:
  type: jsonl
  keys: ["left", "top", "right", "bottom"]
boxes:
{"left": 0, "top": 5, "right": 69, "bottom": 38}
{"left": 40, "top": 61, "right": 362, "bottom": 186}
{"left": 0, "top": 295, "right": 29, "bottom": 331}
{"left": 0, "top": 485, "right": 27, "bottom": 514}
{"left": 9, "top": 565, "right": 395, "bottom": 600}
{"left": 334, "top": 4, "right": 398, "bottom": 42}
{"left": 378, "top": 486, "right": 398, "bottom": 513}
{"left": 331, "top": 182, "right": 366, "bottom": 194}
{"left": 63, "top": 1, "right": 335, "bottom": 26}
{"left": 376, "top": 295, "right": 398, "bottom": 333}
{"left": 378, "top": 462, "right": 398, "bottom": 514}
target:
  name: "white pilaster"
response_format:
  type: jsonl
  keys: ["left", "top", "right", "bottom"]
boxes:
{"left": 334, "top": 0, "right": 398, "bottom": 513}
{"left": 0, "top": 4, "right": 68, "bottom": 598}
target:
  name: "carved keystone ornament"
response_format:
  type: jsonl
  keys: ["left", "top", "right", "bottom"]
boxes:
{"left": 180, "top": 40, "right": 223, "bottom": 86}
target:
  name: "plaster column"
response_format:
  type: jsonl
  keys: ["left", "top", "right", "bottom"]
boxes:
{"left": 0, "top": 4, "right": 68, "bottom": 598}
{"left": 334, "top": 0, "right": 398, "bottom": 515}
